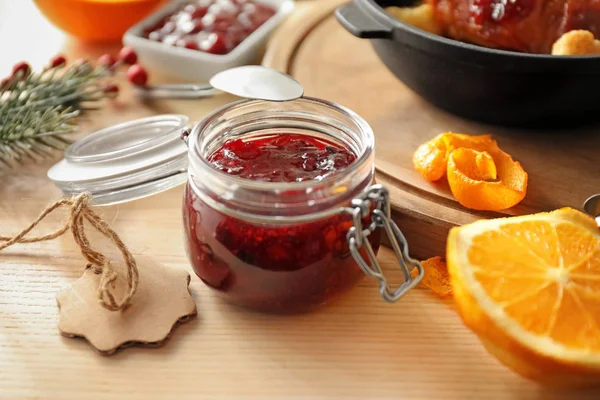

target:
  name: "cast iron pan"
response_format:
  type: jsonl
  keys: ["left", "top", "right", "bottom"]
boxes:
{"left": 336, "top": 0, "right": 600, "bottom": 128}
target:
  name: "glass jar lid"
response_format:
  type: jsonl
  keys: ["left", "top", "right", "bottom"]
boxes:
{"left": 48, "top": 114, "right": 189, "bottom": 206}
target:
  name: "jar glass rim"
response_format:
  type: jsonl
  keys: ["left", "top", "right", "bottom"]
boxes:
{"left": 188, "top": 96, "right": 375, "bottom": 191}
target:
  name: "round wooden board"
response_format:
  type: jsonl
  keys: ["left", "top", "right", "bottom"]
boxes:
{"left": 264, "top": 0, "right": 600, "bottom": 259}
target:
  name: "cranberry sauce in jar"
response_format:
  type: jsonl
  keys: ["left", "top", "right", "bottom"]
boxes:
{"left": 183, "top": 98, "right": 380, "bottom": 313}
{"left": 207, "top": 134, "right": 357, "bottom": 182}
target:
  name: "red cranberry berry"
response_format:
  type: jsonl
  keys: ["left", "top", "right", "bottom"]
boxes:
{"left": 182, "top": 18, "right": 204, "bottom": 34}
{"left": 11, "top": 62, "right": 31, "bottom": 80}
{"left": 49, "top": 54, "right": 67, "bottom": 68}
{"left": 127, "top": 64, "right": 149, "bottom": 87}
{"left": 103, "top": 83, "right": 120, "bottom": 98}
{"left": 97, "top": 53, "right": 117, "bottom": 69}
{"left": 118, "top": 47, "right": 138, "bottom": 65}
{"left": 185, "top": 4, "right": 209, "bottom": 19}
{"left": 237, "top": 11, "right": 253, "bottom": 28}
{"left": 176, "top": 38, "right": 201, "bottom": 50}
{"left": 185, "top": 40, "right": 200, "bottom": 50}
{"left": 161, "top": 21, "right": 177, "bottom": 34}
{"left": 202, "top": 32, "right": 228, "bottom": 54}
{"left": 0, "top": 77, "right": 11, "bottom": 90}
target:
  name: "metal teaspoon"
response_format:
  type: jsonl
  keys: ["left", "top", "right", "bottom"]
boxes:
{"left": 134, "top": 65, "right": 304, "bottom": 102}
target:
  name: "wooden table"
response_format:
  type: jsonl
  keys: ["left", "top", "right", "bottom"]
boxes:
{"left": 1, "top": 2, "right": 598, "bottom": 399}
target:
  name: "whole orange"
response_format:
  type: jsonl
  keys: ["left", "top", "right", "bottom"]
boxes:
{"left": 34, "top": 0, "right": 166, "bottom": 42}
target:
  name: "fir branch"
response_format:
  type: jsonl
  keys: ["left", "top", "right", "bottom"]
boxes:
{"left": 0, "top": 61, "right": 116, "bottom": 168}
{"left": 0, "top": 104, "right": 78, "bottom": 166}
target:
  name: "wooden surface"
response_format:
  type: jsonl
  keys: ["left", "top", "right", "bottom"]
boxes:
{"left": 1, "top": 1, "right": 599, "bottom": 399}
{"left": 263, "top": 0, "right": 600, "bottom": 259}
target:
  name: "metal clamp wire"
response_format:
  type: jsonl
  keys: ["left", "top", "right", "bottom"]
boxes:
{"left": 347, "top": 185, "right": 424, "bottom": 303}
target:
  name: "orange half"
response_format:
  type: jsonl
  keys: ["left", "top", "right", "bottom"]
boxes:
{"left": 447, "top": 208, "right": 600, "bottom": 386}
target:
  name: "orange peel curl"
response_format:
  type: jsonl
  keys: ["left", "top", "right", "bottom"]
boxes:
{"left": 411, "top": 256, "right": 452, "bottom": 297}
{"left": 412, "top": 133, "right": 497, "bottom": 182}
{"left": 413, "top": 132, "right": 528, "bottom": 211}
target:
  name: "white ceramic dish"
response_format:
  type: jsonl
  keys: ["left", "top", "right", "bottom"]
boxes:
{"left": 123, "top": 0, "right": 294, "bottom": 82}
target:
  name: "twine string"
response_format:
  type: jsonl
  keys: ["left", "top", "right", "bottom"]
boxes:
{"left": 0, "top": 193, "right": 139, "bottom": 311}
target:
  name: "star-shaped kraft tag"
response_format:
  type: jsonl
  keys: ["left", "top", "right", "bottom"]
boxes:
{"left": 56, "top": 256, "right": 197, "bottom": 355}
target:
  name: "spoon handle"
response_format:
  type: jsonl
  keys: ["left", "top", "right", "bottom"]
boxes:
{"left": 135, "top": 84, "right": 220, "bottom": 99}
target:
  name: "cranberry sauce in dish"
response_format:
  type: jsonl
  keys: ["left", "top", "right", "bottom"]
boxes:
{"left": 183, "top": 131, "right": 380, "bottom": 313}
{"left": 142, "top": 0, "right": 276, "bottom": 55}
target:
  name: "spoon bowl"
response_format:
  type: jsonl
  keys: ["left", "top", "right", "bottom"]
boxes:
{"left": 210, "top": 66, "right": 304, "bottom": 102}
